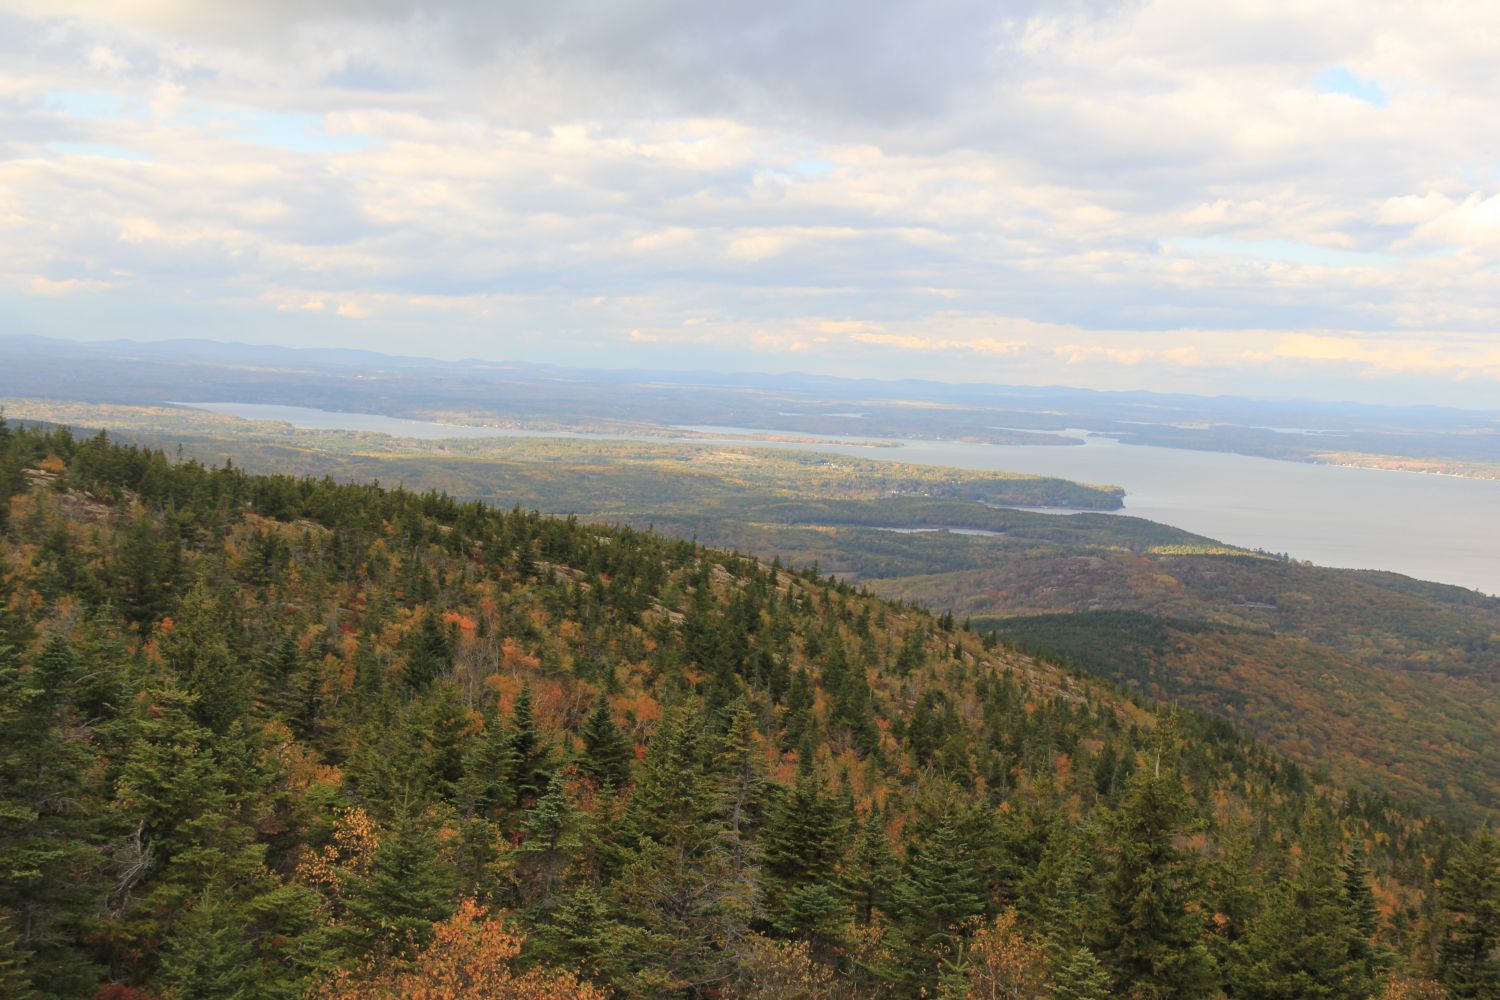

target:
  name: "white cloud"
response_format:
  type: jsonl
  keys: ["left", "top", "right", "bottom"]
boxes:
{"left": 1, "top": 1, "right": 1500, "bottom": 404}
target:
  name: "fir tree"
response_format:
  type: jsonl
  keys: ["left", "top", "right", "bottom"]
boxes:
{"left": 1095, "top": 766, "right": 1217, "bottom": 999}
{"left": 506, "top": 682, "right": 551, "bottom": 809}
{"left": 579, "top": 692, "right": 633, "bottom": 789}
{"left": 760, "top": 747, "right": 849, "bottom": 939}
{"left": 158, "top": 890, "right": 260, "bottom": 1000}
{"left": 1438, "top": 826, "right": 1500, "bottom": 999}
{"left": 338, "top": 807, "right": 458, "bottom": 958}
{"left": 1053, "top": 945, "right": 1113, "bottom": 1000}
{"left": 1237, "top": 826, "right": 1374, "bottom": 1000}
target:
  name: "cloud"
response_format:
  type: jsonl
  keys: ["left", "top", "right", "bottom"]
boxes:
{"left": 1, "top": 1, "right": 1500, "bottom": 405}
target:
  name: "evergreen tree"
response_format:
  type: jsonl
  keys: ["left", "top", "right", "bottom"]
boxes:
{"left": 717, "top": 701, "right": 768, "bottom": 851}
{"left": 338, "top": 807, "right": 458, "bottom": 958}
{"left": 1341, "top": 838, "right": 1387, "bottom": 978}
{"left": 1236, "top": 826, "right": 1374, "bottom": 1000}
{"left": 1095, "top": 766, "right": 1217, "bottom": 999}
{"left": 846, "top": 813, "right": 898, "bottom": 926}
{"left": 157, "top": 583, "right": 252, "bottom": 734}
{"left": 0, "top": 633, "right": 103, "bottom": 998}
{"left": 1438, "top": 826, "right": 1500, "bottom": 999}
{"left": 761, "top": 748, "right": 849, "bottom": 939}
{"left": 403, "top": 606, "right": 451, "bottom": 690}
{"left": 612, "top": 707, "right": 756, "bottom": 995}
{"left": 112, "top": 515, "right": 181, "bottom": 629}
{"left": 579, "top": 692, "right": 633, "bottom": 788}
{"left": 0, "top": 910, "right": 35, "bottom": 1000}
{"left": 158, "top": 891, "right": 260, "bottom": 1000}
{"left": 515, "top": 771, "right": 584, "bottom": 909}
{"left": 890, "top": 810, "right": 989, "bottom": 987}
{"left": 506, "top": 682, "right": 551, "bottom": 809}
{"left": 1053, "top": 945, "right": 1113, "bottom": 1000}
{"left": 457, "top": 709, "right": 520, "bottom": 821}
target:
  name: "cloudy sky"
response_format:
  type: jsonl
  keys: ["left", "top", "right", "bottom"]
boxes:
{"left": 4, "top": 1, "right": 1500, "bottom": 404}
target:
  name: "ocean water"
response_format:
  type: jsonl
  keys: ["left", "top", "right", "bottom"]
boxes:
{"left": 179, "top": 403, "right": 1500, "bottom": 595}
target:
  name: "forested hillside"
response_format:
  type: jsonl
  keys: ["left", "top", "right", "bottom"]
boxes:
{"left": 3, "top": 419, "right": 1498, "bottom": 999}
{"left": 22, "top": 401, "right": 1500, "bottom": 823}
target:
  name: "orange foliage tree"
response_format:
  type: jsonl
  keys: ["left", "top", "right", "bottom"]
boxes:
{"left": 941, "top": 910, "right": 1051, "bottom": 1000}
{"left": 317, "top": 899, "right": 604, "bottom": 1000}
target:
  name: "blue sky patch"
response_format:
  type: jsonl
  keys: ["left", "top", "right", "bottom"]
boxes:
{"left": 46, "top": 91, "right": 142, "bottom": 120}
{"left": 1316, "top": 66, "right": 1387, "bottom": 107}
{"left": 47, "top": 142, "right": 148, "bottom": 162}
{"left": 1169, "top": 236, "right": 1395, "bottom": 269}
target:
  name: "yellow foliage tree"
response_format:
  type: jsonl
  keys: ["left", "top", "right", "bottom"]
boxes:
{"left": 941, "top": 910, "right": 1050, "bottom": 1000}
{"left": 318, "top": 898, "right": 605, "bottom": 1000}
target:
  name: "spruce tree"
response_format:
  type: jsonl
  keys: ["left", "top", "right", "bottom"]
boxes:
{"left": 846, "top": 813, "right": 898, "bottom": 926}
{"left": 506, "top": 682, "right": 551, "bottom": 809}
{"left": 0, "top": 911, "right": 35, "bottom": 1000}
{"left": 761, "top": 747, "right": 849, "bottom": 939}
{"left": 1341, "top": 838, "right": 1387, "bottom": 979}
{"left": 158, "top": 891, "right": 260, "bottom": 1000}
{"left": 579, "top": 692, "right": 633, "bottom": 789}
{"left": 1095, "top": 766, "right": 1217, "bottom": 999}
{"left": 0, "top": 633, "right": 104, "bottom": 997}
{"left": 516, "top": 771, "right": 584, "bottom": 909}
{"left": 338, "top": 807, "right": 458, "bottom": 958}
{"left": 403, "top": 606, "right": 451, "bottom": 691}
{"left": 1053, "top": 945, "right": 1113, "bottom": 1000}
{"left": 157, "top": 583, "right": 252, "bottom": 734}
{"left": 612, "top": 707, "right": 755, "bottom": 995}
{"left": 717, "top": 701, "right": 767, "bottom": 852}
{"left": 1438, "top": 826, "right": 1500, "bottom": 999}
{"left": 1237, "top": 827, "right": 1374, "bottom": 1000}
{"left": 890, "top": 810, "right": 989, "bottom": 987}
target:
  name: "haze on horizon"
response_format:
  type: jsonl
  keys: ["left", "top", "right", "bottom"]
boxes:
{"left": 4, "top": 1, "right": 1500, "bottom": 406}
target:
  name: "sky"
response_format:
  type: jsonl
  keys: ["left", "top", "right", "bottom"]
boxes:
{"left": 4, "top": 1, "right": 1500, "bottom": 405}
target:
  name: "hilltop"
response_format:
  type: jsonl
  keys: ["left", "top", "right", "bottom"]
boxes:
{"left": 3, "top": 419, "right": 1495, "bottom": 998}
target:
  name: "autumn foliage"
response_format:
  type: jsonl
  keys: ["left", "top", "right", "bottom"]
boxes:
{"left": 319, "top": 899, "right": 605, "bottom": 1000}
